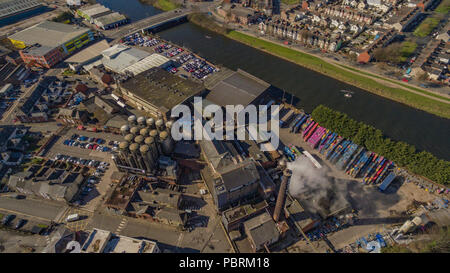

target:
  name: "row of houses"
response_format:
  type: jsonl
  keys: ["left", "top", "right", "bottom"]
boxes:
{"left": 260, "top": 21, "right": 344, "bottom": 52}
{"left": 412, "top": 40, "right": 449, "bottom": 81}
{"left": 8, "top": 163, "right": 85, "bottom": 203}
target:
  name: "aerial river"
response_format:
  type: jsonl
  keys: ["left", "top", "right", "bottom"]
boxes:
{"left": 101, "top": 0, "right": 450, "bottom": 160}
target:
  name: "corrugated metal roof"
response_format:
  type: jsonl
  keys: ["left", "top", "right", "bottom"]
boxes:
{"left": 123, "top": 53, "right": 169, "bottom": 76}
{"left": 65, "top": 39, "right": 110, "bottom": 64}
{"left": 94, "top": 12, "right": 127, "bottom": 27}
{"left": 0, "top": 0, "right": 42, "bottom": 18}
{"left": 8, "top": 20, "right": 90, "bottom": 48}
{"left": 101, "top": 45, "right": 150, "bottom": 73}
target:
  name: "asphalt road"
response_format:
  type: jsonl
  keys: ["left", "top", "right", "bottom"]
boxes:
{"left": 0, "top": 196, "right": 67, "bottom": 222}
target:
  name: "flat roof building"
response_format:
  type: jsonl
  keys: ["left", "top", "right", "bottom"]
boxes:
{"left": 93, "top": 12, "right": 128, "bottom": 30}
{"left": 119, "top": 67, "right": 205, "bottom": 119}
{"left": 243, "top": 211, "right": 280, "bottom": 252}
{"left": 0, "top": 0, "right": 42, "bottom": 20}
{"left": 82, "top": 228, "right": 160, "bottom": 253}
{"left": 205, "top": 69, "right": 271, "bottom": 107}
{"left": 101, "top": 44, "right": 150, "bottom": 74}
{"left": 65, "top": 39, "right": 110, "bottom": 71}
{"left": 8, "top": 21, "right": 94, "bottom": 67}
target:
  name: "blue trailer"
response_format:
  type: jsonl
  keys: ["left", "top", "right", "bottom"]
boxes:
{"left": 378, "top": 172, "right": 396, "bottom": 192}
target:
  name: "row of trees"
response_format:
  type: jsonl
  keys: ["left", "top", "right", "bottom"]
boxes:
{"left": 311, "top": 105, "right": 450, "bottom": 185}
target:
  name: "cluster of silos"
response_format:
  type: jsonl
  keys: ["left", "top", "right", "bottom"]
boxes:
{"left": 114, "top": 114, "right": 176, "bottom": 173}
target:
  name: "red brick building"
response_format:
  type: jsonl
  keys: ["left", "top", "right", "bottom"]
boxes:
{"left": 19, "top": 45, "right": 64, "bottom": 69}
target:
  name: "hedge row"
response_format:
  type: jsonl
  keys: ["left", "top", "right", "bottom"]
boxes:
{"left": 311, "top": 105, "right": 450, "bottom": 184}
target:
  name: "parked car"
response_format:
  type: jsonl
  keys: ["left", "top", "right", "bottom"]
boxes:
{"left": 15, "top": 219, "right": 26, "bottom": 229}
{"left": 2, "top": 214, "right": 15, "bottom": 226}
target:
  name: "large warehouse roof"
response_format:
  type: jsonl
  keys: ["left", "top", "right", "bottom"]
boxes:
{"left": 65, "top": 39, "right": 110, "bottom": 64}
{"left": 8, "top": 20, "right": 90, "bottom": 47}
{"left": 82, "top": 5, "right": 111, "bottom": 17}
{"left": 205, "top": 69, "right": 270, "bottom": 107}
{"left": 101, "top": 44, "right": 150, "bottom": 73}
{"left": 123, "top": 54, "right": 170, "bottom": 76}
{"left": 0, "top": 0, "right": 42, "bottom": 19}
{"left": 94, "top": 12, "right": 127, "bottom": 27}
{"left": 120, "top": 67, "right": 204, "bottom": 112}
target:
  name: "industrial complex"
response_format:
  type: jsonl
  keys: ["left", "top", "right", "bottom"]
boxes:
{"left": 0, "top": 0, "right": 447, "bottom": 260}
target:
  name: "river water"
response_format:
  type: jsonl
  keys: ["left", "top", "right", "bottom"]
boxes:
{"left": 101, "top": 0, "right": 450, "bottom": 160}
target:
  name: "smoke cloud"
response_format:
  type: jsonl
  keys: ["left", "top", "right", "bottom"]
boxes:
{"left": 287, "top": 156, "right": 350, "bottom": 218}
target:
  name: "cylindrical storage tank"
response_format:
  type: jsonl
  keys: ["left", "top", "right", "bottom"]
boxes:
{"left": 147, "top": 118, "right": 155, "bottom": 129}
{"left": 129, "top": 143, "right": 140, "bottom": 169}
{"left": 134, "top": 135, "right": 144, "bottom": 145}
{"left": 145, "top": 136, "right": 159, "bottom": 160}
{"left": 165, "top": 121, "right": 173, "bottom": 131}
{"left": 130, "top": 126, "right": 139, "bottom": 135}
{"left": 150, "top": 129, "right": 161, "bottom": 155}
{"left": 150, "top": 129, "right": 158, "bottom": 138}
{"left": 140, "top": 144, "right": 154, "bottom": 172}
{"left": 128, "top": 115, "right": 137, "bottom": 125}
{"left": 155, "top": 119, "right": 165, "bottom": 132}
{"left": 140, "top": 128, "right": 149, "bottom": 137}
{"left": 124, "top": 134, "right": 134, "bottom": 143}
{"left": 137, "top": 116, "right": 146, "bottom": 127}
{"left": 120, "top": 124, "right": 130, "bottom": 136}
{"left": 159, "top": 131, "right": 174, "bottom": 155}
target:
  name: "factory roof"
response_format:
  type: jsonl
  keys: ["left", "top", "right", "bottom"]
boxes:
{"left": 206, "top": 69, "right": 270, "bottom": 107}
{"left": 101, "top": 44, "right": 150, "bottom": 73}
{"left": 79, "top": 4, "right": 111, "bottom": 17}
{"left": 244, "top": 211, "right": 279, "bottom": 249}
{"left": 94, "top": 12, "right": 127, "bottom": 27}
{"left": 120, "top": 67, "right": 205, "bottom": 113}
{"left": 220, "top": 159, "right": 260, "bottom": 190}
{"left": 8, "top": 20, "right": 90, "bottom": 48}
{"left": 137, "top": 188, "right": 181, "bottom": 209}
{"left": 21, "top": 44, "right": 54, "bottom": 56}
{"left": 65, "top": 40, "right": 110, "bottom": 64}
{"left": 0, "top": 0, "right": 42, "bottom": 19}
{"left": 123, "top": 54, "right": 170, "bottom": 76}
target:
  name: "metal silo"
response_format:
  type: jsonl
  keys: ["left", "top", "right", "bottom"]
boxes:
{"left": 124, "top": 134, "right": 134, "bottom": 143}
{"left": 129, "top": 143, "right": 141, "bottom": 169}
{"left": 119, "top": 141, "right": 131, "bottom": 167}
{"left": 140, "top": 144, "right": 154, "bottom": 172}
{"left": 128, "top": 115, "right": 137, "bottom": 125}
{"left": 120, "top": 124, "right": 130, "bottom": 136}
{"left": 147, "top": 118, "right": 155, "bottom": 129}
{"left": 159, "top": 131, "right": 174, "bottom": 155}
{"left": 150, "top": 129, "right": 162, "bottom": 155}
{"left": 140, "top": 128, "right": 149, "bottom": 137}
{"left": 137, "top": 116, "right": 146, "bottom": 127}
{"left": 134, "top": 135, "right": 144, "bottom": 145}
{"left": 155, "top": 119, "right": 165, "bottom": 132}
{"left": 145, "top": 136, "right": 159, "bottom": 161}
{"left": 130, "top": 126, "right": 139, "bottom": 135}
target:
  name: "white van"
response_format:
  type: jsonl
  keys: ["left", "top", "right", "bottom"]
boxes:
{"left": 66, "top": 214, "right": 79, "bottom": 222}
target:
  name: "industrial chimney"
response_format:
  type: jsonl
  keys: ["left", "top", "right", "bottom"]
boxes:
{"left": 273, "top": 168, "right": 291, "bottom": 222}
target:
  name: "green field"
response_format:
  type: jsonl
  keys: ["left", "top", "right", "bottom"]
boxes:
{"left": 435, "top": 0, "right": 450, "bottom": 14}
{"left": 225, "top": 31, "right": 450, "bottom": 119}
{"left": 399, "top": 41, "right": 417, "bottom": 62}
{"left": 153, "top": 0, "right": 180, "bottom": 11}
{"left": 414, "top": 17, "right": 440, "bottom": 37}
{"left": 281, "top": 0, "right": 302, "bottom": 4}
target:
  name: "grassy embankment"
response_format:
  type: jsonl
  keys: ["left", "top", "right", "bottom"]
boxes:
{"left": 226, "top": 31, "right": 450, "bottom": 119}
{"left": 187, "top": 14, "right": 450, "bottom": 118}
{"left": 435, "top": 0, "right": 450, "bottom": 14}
{"left": 139, "top": 0, "right": 180, "bottom": 11}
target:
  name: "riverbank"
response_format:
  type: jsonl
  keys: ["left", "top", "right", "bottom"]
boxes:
{"left": 186, "top": 14, "right": 450, "bottom": 119}
{"left": 138, "top": 0, "right": 180, "bottom": 11}
{"left": 226, "top": 31, "right": 450, "bottom": 119}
